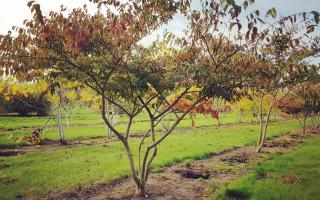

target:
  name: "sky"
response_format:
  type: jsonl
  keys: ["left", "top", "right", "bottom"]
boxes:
{"left": 0, "top": 0, "right": 319, "bottom": 63}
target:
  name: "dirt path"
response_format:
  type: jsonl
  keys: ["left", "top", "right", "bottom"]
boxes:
{"left": 46, "top": 128, "right": 320, "bottom": 200}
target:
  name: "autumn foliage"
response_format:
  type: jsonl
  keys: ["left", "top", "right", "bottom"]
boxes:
{"left": 174, "top": 98, "right": 220, "bottom": 127}
{"left": 0, "top": 0, "right": 319, "bottom": 196}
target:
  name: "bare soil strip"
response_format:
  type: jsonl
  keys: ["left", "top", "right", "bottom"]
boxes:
{"left": 46, "top": 128, "right": 320, "bottom": 200}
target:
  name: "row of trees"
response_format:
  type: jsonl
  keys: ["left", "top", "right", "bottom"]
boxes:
{"left": 0, "top": 77, "right": 106, "bottom": 144}
{"left": 0, "top": 78, "right": 51, "bottom": 116}
{"left": 0, "top": 0, "right": 319, "bottom": 196}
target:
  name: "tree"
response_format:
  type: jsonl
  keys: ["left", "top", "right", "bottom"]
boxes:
{"left": 174, "top": 96, "right": 220, "bottom": 128}
{"left": 0, "top": 77, "right": 51, "bottom": 116}
{"left": 1, "top": 0, "right": 319, "bottom": 196}
{"left": 183, "top": 2, "right": 320, "bottom": 152}
{"left": 278, "top": 84, "right": 320, "bottom": 134}
{"left": 233, "top": 95, "right": 261, "bottom": 123}
{"left": 252, "top": 46, "right": 320, "bottom": 152}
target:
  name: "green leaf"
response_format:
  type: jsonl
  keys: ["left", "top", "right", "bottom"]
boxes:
{"left": 266, "top": 7, "right": 277, "bottom": 18}
{"left": 226, "top": 0, "right": 235, "bottom": 6}
{"left": 311, "top": 11, "right": 320, "bottom": 24}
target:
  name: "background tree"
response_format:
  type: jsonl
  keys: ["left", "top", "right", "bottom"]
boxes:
{"left": 0, "top": 77, "right": 51, "bottom": 116}
{"left": 179, "top": 0, "right": 319, "bottom": 152}
{"left": 174, "top": 97, "right": 221, "bottom": 128}
{"left": 277, "top": 83, "right": 320, "bottom": 134}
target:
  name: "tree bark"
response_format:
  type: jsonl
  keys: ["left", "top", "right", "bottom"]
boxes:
{"left": 101, "top": 94, "right": 205, "bottom": 196}
{"left": 302, "top": 115, "right": 307, "bottom": 135}
{"left": 57, "top": 89, "right": 66, "bottom": 144}
{"left": 137, "top": 184, "right": 146, "bottom": 197}
{"left": 257, "top": 102, "right": 273, "bottom": 153}
{"left": 256, "top": 96, "right": 265, "bottom": 149}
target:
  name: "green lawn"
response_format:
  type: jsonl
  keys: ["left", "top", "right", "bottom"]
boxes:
{"left": 208, "top": 135, "right": 320, "bottom": 200}
{"left": 0, "top": 107, "right": 99, "bottom": 130}
{"left": 0, "top": 107, "right": 157, "bottom": 130}
{"left": 0, "top": 111, "right": 263, "bottom": 147}
{"left": 0, "top": 120, "right": 299, "bottom": 199}
{"left": 0, "top": 107, "right": 249, "bottom": 130}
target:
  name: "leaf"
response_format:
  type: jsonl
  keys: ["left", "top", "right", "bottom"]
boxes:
{"left": 245, "top": 30, "right": 250, "bottom": 41}
{"left": 243, "top": 1, "right": 248, "bottom": 9}
{"left": 229, "top": 22, "right": 237, "bottom": 30}
{"left": 266, "top": 7, "right": 277, "bottom": 18}
{"left": 289, "top": 40, "right": 294, "bottom": 49}
{"left": 133, "top": 2, "right": 139, "bottom": 10}
{"left": 237, "top": 22, "right": 242, "bottom": 31}
{"left": 255, "top": 10, "right": 260, "bottom": 16}
{"left": 288, "top": 16, "right": 293, "bottom": 24}
{"left": 311, "top": 11, "right": 320, "bottom": 24}
{"left": 27, "top": 1, "right": 35, "bottom": 7}
{"left": 251, "top": 33, "right": 256, "bottom": 42}
{"left": 306, "top": 25, "right": 315, "bottom": 34}
{"left": 226, "top": 0, "right": 235, "bottom": 6}
{"left": 252, "top": 26, "right": 258, "bottom": 35}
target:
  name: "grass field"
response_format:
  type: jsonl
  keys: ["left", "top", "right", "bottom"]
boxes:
{"left": 0, "top": 120, "right": 299, "bottom": 199}
{"left": 0, "top": 109, "right": 272, "bottom": 147}
{"left": 208, "top": 135, "right": 320, "bottom": 200}
{"left": 1, "top": 106, "right": 278, "bottom": 130}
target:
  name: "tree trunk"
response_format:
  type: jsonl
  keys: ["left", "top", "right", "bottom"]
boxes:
{"left": 57, "top": 102, "right": 65, "bottom": 144}
{"left": 137, "top": 185, "right": 146, "bottom": 197}
{"left": 297, "top": 115, "right": 308, "bottom": 135}
{"left": 191, "top": 118, "right": 195, "bottom": 128}
{"left": 256, "top": 96, "right": 264, "bottom": 150}
{"left": 257, "top": 102, "right": 273, "bottom": 153}
{"left": 101, "top": 95, "right": 205, "bottom": 197}
{"left": 302, "top": 115, "right": 307, "bottom": 135}
{"left": 105, "top": 125, "right": 112, "bottom": 139}
{"left": 65, "top": 112, "right": 70, "bottom": 127}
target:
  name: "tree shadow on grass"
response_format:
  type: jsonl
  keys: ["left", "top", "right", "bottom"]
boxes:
{"left": 225, "top": 188, "right": 251, "bottom": 200}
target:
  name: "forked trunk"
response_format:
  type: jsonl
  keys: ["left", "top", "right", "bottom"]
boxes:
{"left": 101, "top": 95, "right": 205, "bottom": 197}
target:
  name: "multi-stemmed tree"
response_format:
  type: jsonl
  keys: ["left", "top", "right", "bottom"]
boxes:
{"left": 181, "top": 0, "right": 320, "bottom": 152}
{"left": 0, "top": 0, "right": 319, "bottom": 196}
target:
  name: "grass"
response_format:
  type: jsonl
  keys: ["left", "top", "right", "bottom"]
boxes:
{"left": 0, "top": 111, "right": 267, "bottom": 148}
{"left": 0, "top": 107, "right": 153, "bottom": 130}
{"left": 0, "top": 120, "right": 299, "bottom": 199}
{"left": 0, "top": 107, "right": 249, "bottom": 131}
{"left": 208, "top": 135, "right": 320, "bottom": 200}
{"left": 0, "top": 107, "right": 102, "bottom": 129}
